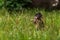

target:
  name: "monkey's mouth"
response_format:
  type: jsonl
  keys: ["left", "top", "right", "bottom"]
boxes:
{"left": 34, "top": 21, "right": 36, "bottom": 24}
{"left": 33, "top": 20, "right": 38, "bottom": 24}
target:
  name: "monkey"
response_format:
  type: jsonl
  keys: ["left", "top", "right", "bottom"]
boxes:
{"left": 33, "top": 12, "right": 45, "bottom": 30}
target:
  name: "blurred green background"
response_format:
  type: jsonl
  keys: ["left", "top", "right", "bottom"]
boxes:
{"left": 0, "top": 0, "right": 60, "bottom": 40}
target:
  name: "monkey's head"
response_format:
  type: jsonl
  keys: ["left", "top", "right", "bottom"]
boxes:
{"left": 33, "top": 12, "right": 42, "bottom": 24}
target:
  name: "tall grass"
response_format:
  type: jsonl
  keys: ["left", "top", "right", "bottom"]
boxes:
{"left": 0, "top": 8, "right": 60, "bottom": 40}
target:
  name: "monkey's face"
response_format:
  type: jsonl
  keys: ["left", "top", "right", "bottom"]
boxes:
{"left": 33, "top": 13, "right": 42, "bottom": 24}
{"left": 33, "top": 16, "right": 40, "bottom": 24}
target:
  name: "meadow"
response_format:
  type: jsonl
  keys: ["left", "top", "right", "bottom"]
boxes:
{"left": 0, "top": 8, "right": 60, "bottom": 40}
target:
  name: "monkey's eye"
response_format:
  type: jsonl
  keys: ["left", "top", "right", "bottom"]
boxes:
{"left": 37, "top": 17, "right": 40, "bottom": 20}
{"left": 34, "top": 17, "right": 37, "bottom": 19}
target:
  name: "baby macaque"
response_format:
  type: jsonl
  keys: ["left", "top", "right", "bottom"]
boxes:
{"left": 33, "top": 12, "right": 44, "bottom": 30}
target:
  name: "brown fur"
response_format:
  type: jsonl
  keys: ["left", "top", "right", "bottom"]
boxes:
{"left": 33, "top": 12, "right": 44, "bottom": 30}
